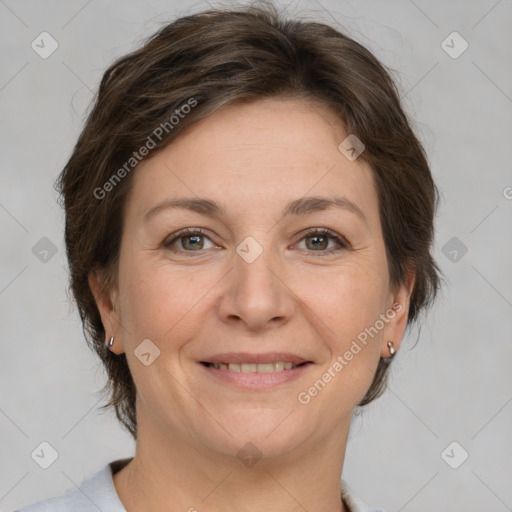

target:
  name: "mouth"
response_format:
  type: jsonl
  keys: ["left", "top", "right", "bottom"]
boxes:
{"left": 200, "top": 361, "right": 308, "bottom": 372}
{"left": 198, "top": 352, "right": 313, "bottom": 389}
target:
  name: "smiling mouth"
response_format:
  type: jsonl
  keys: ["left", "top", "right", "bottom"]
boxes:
{"left": 200, "top": 361, "right": 309, "bottom": 373}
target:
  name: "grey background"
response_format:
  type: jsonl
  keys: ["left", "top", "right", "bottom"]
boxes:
{"left": 1, "top": 0, "right": 511, "bottom": 511}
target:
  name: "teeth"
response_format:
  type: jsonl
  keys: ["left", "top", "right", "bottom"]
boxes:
{"left": 209, "top": 361, "right": 299, "bottom": 372}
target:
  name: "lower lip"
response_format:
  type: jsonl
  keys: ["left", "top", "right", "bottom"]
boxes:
{"left": 198, "top": 362, "right": 313, "bottom": 389}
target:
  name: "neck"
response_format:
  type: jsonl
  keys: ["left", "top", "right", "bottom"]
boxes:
{"left": 113, "top": 414, "right": 351, "bottom": 512}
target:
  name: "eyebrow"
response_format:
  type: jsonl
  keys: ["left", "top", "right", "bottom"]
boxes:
{"left": 143, "top": 195, "right": 368, "bottom": 225}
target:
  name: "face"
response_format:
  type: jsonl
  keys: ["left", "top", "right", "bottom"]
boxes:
{"left": 91, "top": 98, "right": 412, "bottom": 460}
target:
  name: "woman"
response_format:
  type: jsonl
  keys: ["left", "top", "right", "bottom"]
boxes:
{"left": 16, "top": 3, "right": 441, "bottom": 511}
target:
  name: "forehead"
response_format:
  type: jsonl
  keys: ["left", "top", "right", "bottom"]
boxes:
{"left": 124, "top": 98, "right": 379, "bottom": 226}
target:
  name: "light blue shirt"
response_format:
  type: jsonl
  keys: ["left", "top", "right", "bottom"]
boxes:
{"left": 14, "top": 458, "right": 384, "bottom": 512}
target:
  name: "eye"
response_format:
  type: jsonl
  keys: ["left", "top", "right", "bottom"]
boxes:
{"left": 294, "top": 228, "right": 349, "bottom": 255}
{"left": 163, "top": 228, "right": 217, "bottom": 252}
{"left": 163, "top": 227, "right": 350, "bottom": 255}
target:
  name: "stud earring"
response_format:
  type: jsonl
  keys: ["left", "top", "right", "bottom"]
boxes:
{"left": 386, "top": 341, "right": 396, "bottom": 359}
{"left": 106, "top": 335, "right": 114, "bottom": 349}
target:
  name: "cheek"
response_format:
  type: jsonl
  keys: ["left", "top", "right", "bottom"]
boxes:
{"left": 117, "top": 265, "right": 198, "bottom": 403}
{"left": 301, "top": 275, "right": 384, "bottom": 413}
{"left": 295, "top": 264, "right": 387, "bottom": 410}
{"left": 304, "top": 261, "right": 388, "bottom": 346}
{"left": 118, "top": 257, "right": 216, "bottom": 347}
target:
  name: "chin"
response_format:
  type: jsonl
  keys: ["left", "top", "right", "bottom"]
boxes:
{"left": 196, "top": 407, "right": 310, "bottom": 461}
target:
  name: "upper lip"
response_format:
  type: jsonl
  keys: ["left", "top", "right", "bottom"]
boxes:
{"left": 200, "top": 352, "right": 311, "bottom": 365}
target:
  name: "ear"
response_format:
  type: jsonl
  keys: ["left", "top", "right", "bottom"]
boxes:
{"left": 88, "top": 269, "right": 126, "bottom": 355}
{"left": 380, "top": 269, "right": 415, "bottom": 358}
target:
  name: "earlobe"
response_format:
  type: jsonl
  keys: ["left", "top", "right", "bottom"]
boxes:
{"left": 381, "top": 270, "right": 416, "bottom": 358}
{"left": 88, "top": 271, "right": 125, "bottom": 355}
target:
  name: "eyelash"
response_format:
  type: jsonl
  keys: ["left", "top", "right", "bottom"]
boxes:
{"left": 163, "top": 227, "right": 349, "bottom": 256}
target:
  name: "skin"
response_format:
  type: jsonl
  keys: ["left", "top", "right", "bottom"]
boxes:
{"left": 90, "top": 97, "right": 414, "bottom": 512}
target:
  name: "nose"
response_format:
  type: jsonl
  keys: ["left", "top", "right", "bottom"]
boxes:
{"left": 216, "top": 243, "right": 295, "bottom": 332}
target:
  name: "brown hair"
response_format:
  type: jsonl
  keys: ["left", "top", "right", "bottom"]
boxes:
{"left": 56, "top": 2, "right": 442, "bottom": 439}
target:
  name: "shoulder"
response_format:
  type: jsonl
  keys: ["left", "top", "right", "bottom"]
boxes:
{"left": 13, "top": 490, "right": 91, "bottom": 512}
{"left": 341, "top": 479, "right": 385, "bottom": 512}
{"left": 13, "top": 459, "right": 131, "bottom": 512}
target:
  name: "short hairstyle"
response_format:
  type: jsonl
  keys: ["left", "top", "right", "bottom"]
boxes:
{"left": 56, "top": 2, "right": 442, "bottom": 439}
